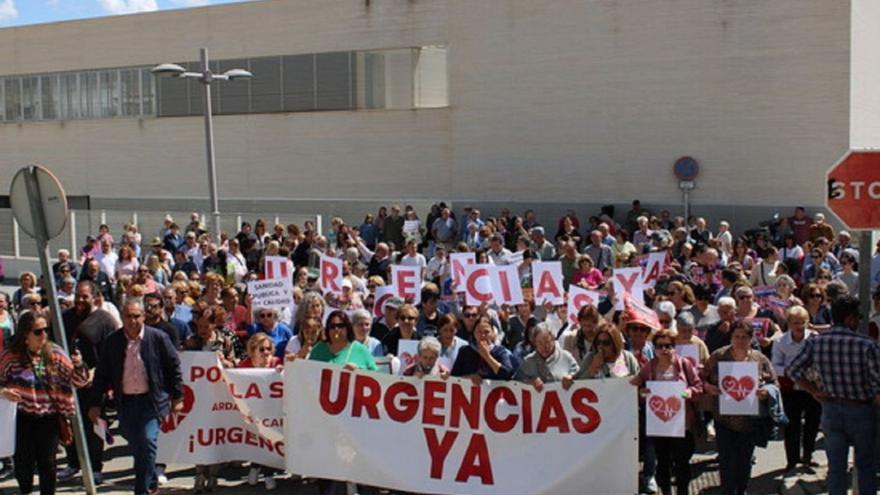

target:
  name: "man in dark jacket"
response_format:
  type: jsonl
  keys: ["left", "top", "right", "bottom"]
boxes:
{"left": 89, "top": 300, "right": 182, "bottom": 495}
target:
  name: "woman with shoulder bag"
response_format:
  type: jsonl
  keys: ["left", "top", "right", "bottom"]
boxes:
{"left": 0, "top": 311, "right": 89, "bottom": 495}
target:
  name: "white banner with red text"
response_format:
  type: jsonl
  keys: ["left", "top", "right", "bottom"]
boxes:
{"left": 284, "top": 360, "right": 638, "bottom": 495}
{"left": 157, "top": 352, "right": 285, "bottom": 470}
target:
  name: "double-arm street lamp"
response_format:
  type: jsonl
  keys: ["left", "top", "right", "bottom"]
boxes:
{"left": 152, "top": 48, "right": 252, "bottom": 238}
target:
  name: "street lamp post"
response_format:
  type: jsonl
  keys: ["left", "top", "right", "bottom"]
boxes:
{"left": 152, "top": 48, "right": 253, "bottom": 239}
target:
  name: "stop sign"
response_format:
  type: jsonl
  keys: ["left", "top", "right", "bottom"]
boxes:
{"left": 826, "top": 150, "right": 880, "bottom": 230}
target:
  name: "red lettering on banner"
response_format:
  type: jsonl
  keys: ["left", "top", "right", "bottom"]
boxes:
{"left": 497, "top": 269, "right": 514, "bottom": 301}
{"left": 396, "top": 269, "right": 418, "bottom": 302}
{"left": 614, "top": 271, "right": 640, "bottom": 294}
{"left": 521, "top": 388, "right": 533, "bottom": 434}
{"left": 352, "top": 374, "right": 381, "bottom": 419}
{"left": 466, "top": 267, "right": 492, "bottom": 303}
{"left": 570, "top": 388, "right": 602, "bottom": 434}
{"left": 269, "top": 381, "right": 283, "bottom": 398}
{"left": 424, "top": 428, "right": 458, "bottom": 480}
{"left": 455, "top": 433, "right": 494, "bottom": 485}
{"left": 643, "top": 263, "right": 661, "bottom": 286}
{"left": 450, "top": 384, "right": 481, "bottom": 429}
{"left": 535, "top": 271, "right": 561, "bottom": 301}
{"left": 194, "top": 427, "right": 285, "bottom": 455}
{"left": 229, "top": 382, "right": 263, "bottom": 399}
{"left": 484, "top": 387, "right": 518, "bottom": 433}
{"left": 422, "top": 380, "right": 446, "bottom": 426}
{"left": 321, "top": 258, "right": 341, "bottom": 293}
{"left": 536, "top": 391, "right": 570, "bottom": 433}
{"left": 319, "top": 369, "right": 350, "bottom": 415}
{"left": 191, "top": 365, "right": 222, "bottom": 383}
{"left": 385, "top": 382, "right": 419, "bottom": 423}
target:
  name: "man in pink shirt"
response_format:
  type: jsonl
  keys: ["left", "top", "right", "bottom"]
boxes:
{"left": 89, "top": 301, "right": 182, "bottom": 495}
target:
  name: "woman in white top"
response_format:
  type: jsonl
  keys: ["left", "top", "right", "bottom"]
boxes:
{"left": 770, "top": 305, "right": 820, "bottom": 471}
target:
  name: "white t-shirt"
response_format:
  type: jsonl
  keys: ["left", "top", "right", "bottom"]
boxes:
{"left": 400, "top": 253, "right": 427, "bottom": 276}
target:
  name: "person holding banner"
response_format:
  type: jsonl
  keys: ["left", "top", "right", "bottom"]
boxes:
{"left": 285, "top": 317, "right": 323, "bottom": 359}
{"left": 451, "top": 315, "right": 516, "bottom": 384}
{"left": 239, "top": 333, "right": 282, "bottom": 489}
{"left": 403, "top": 336, "right": 449, "bottom": 377}
{"left": 184, "top": 303, "right": 238, "bottom": 368}
{"left": 0, "top": 312, "right": 89, "bottom": 495}
{"left": 631, "top": 329, "right": 703, "bottom": 495}
{"left": 516, "top": 323, "right": 578, "bottom": 391}
{"left": 703, "top": 320, "right": 778, "bottom": 495}
{"left": 436, "top": 314, "right": 468, "bottom": 368}
{"left": 559, "top": 305, "right": 602, "bottom": 362}
{"left": 310, "top": 311, "right": 377, "bottom": 372}
{"left": 350, "top": 309, "right": 385, "bottom": 357}
{"left": 382, "top": 304, "right": 422, "bottom": 356}
{"left": 575, "top": 322, "right": 640, "bottom": 379}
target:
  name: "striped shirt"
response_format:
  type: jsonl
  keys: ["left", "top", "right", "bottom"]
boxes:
{"left": 786, "top": 326, "right": 880, "bottom": 402}
{"left": 0, "top": 344, "right": 89, "bottom": 417}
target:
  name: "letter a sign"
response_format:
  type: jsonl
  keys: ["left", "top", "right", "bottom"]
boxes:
{"left": 826, "top": 150, "right": 880, "bottom": 229}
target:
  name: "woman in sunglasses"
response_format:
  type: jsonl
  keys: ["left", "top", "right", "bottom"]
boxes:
{"left": 239, "top": 333, "right": 282, "bottom": 490}
{"left": 451, "top": 315, "right": 516, "bottom": 385}
{"left": 630, "top": 329, "right": 703, "bottom": 495}
{"left": 0, "top": 311, "right": 89, "bottom": 495}
{"left": 575, "top": 322, "right": 640, "bottom": 379}
{"left": 309, "top": 310, "right": 377, "bottom": 372}
{"left": 799, "top": 283, "right": 831, "bottom": 333}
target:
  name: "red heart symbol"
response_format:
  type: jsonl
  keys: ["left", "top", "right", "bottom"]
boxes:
{"left": 160, "top": 384, "right": 195, "bottom": 433}
{"left": 648, "top": 395, "right": 681, "bottom": 422}
{"left": 721, "top": 375, "right": 755, "bottom": 402}
{"left": 402, "top": 352, "right": 417, "bottom": 368}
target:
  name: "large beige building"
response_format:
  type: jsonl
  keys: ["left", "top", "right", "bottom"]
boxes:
{"left": 0, "top": 0, "right": 876, "bottom": 237}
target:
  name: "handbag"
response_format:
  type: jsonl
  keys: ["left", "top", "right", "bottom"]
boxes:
{"left": 57, "top": 415, "right": 74, "bottom": 446}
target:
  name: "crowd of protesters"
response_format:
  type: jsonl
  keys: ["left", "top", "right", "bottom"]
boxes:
{"left": 0, "top": 200, "right": 879, "bottom": 495}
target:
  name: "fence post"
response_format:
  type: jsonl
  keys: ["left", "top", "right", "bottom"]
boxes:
{"left": 274, "top": 215, "right": 280, "bottom": 227}
{"left": 132, "top": 212, "right": 138, "bottom": 227}
{"left": 100, "top": 210, "right": 107, "bottom": 226}
{"left": 12, "top": 217, "right": 20, "bottom": 258}
{"left": 69, "top": 211, "right": 77, "bottom": 254}
{"left": 316, "top": 214, "right": 323, "bottom": 236}
{"left": 236, "top": 215, "right": 242, "bottom": 232}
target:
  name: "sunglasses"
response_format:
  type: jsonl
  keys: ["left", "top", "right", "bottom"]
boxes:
{"left": 656, "top": 343, "right": 675, "bottom": 350}
{"left": 31, "top": 328, "right": 47, "bottom": 336}
{"left": 463, "top": 313, "right": 478, "bottom": 318}
{"left": 328, "top": 323, "right": 347, "bottom": 330}
{"left": 259, "top": 313, "right": 275, "bottom": 318}
{"left": 810, "top": 293, "right": 823, "bottom": 299}
{"left": 259, "top": 346, "right": 273, "bottom": 353}
{"left": 399, "top": 316, "right": 416, "bottom": 322}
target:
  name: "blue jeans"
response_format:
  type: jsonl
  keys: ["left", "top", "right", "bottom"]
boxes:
{"left": 716, "top": 423, "right": 755, "bottom": 495}
{"left": 118, "top": 395, "right": 160, "bottom": 495}
{"left": 821, "top": 401, "right": 877, "bottom": 495}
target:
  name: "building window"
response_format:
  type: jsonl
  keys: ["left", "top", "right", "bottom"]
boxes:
{"left": 0, "top": 46, "right": 448, "bottom": 124}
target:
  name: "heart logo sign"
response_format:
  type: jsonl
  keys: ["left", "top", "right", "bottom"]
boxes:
{"left": 721, "top": 375, "right": 755, "bottom": 402}
{"left": 160, "top": 384, "right": 195, "bottom": 433}
{"left": 401, "top": 352, "right": 417, "bottom": 369}
{"left": 648, "top": 395, "right": 681, "bottom": 422}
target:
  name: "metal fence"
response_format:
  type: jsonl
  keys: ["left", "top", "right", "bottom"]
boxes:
{"left": 0, "top": 208, "right": 322, "bottom": 260}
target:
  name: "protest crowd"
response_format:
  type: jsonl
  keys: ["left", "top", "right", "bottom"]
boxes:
{"left": 1, "top": 200, "right": 880, "bottom": 495}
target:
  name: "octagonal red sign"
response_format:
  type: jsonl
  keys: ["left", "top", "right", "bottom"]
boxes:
{"left": 826, "top": 150, "right": 880, "bottom": 230}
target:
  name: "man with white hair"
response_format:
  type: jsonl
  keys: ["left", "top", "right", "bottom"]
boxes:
{"left": 53, "top": 248, "right": 78, "bottom": 281}
{"left": 703, "top": 296, "right": 737, "bottom": 353}
{"left": 716, "top": 221, "right": 733, "bottom": 256}
{"left": 633, "top": 216, "right": 652, "bottom": 253}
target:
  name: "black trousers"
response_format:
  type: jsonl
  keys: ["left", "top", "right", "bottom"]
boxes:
{"left": 64, "top": 388, "right": 104, "bottom": 473}
{"left": 653, "top": 432, "right": 695, "bottom": 495}
{"left": 782, "top": 389, "right": 821, "bottom": 466}
{"left": 14, "top": 413, "right": 59, "bottom": 495}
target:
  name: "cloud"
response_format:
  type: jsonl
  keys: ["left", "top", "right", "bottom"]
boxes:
{"left": 97, "top": 0, "right": 158, "bottom": 14}
{"left": 171, "top": 0, "right": 211, "bottom": 5}
{"left": 0, "top": 0, "right": 18, "bottom": 23}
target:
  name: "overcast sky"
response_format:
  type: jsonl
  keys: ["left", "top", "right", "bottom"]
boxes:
{"left": 0, "top": 0, "right": 255, "bottom": 27}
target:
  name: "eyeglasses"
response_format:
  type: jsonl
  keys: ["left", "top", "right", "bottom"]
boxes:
{"left": 399, "top": 316, "right": 416, "bottom": 322}
{"left": 810, "top": 293, "right": 823, "bottom": 299}
{"left": 328, "top": 323, "right": 346, "bottom": 330}
{"left": 31, "top": 328, "right": 47, "bottom": 336}
{"left": 259, "top": 313, "right": 275, "bottom": 318}
{"left": 656, "top": 343, "right": 675, "bottom": 350}
{"left": 259, "top": 346, "right": 273, "bottom": 354}
{"left": 463, "top": 313, "right": 478, "bottom": 318}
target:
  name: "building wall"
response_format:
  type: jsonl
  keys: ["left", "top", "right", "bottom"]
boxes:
{"left": 0, "top": 0, "right": 852, "bottom": 221}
